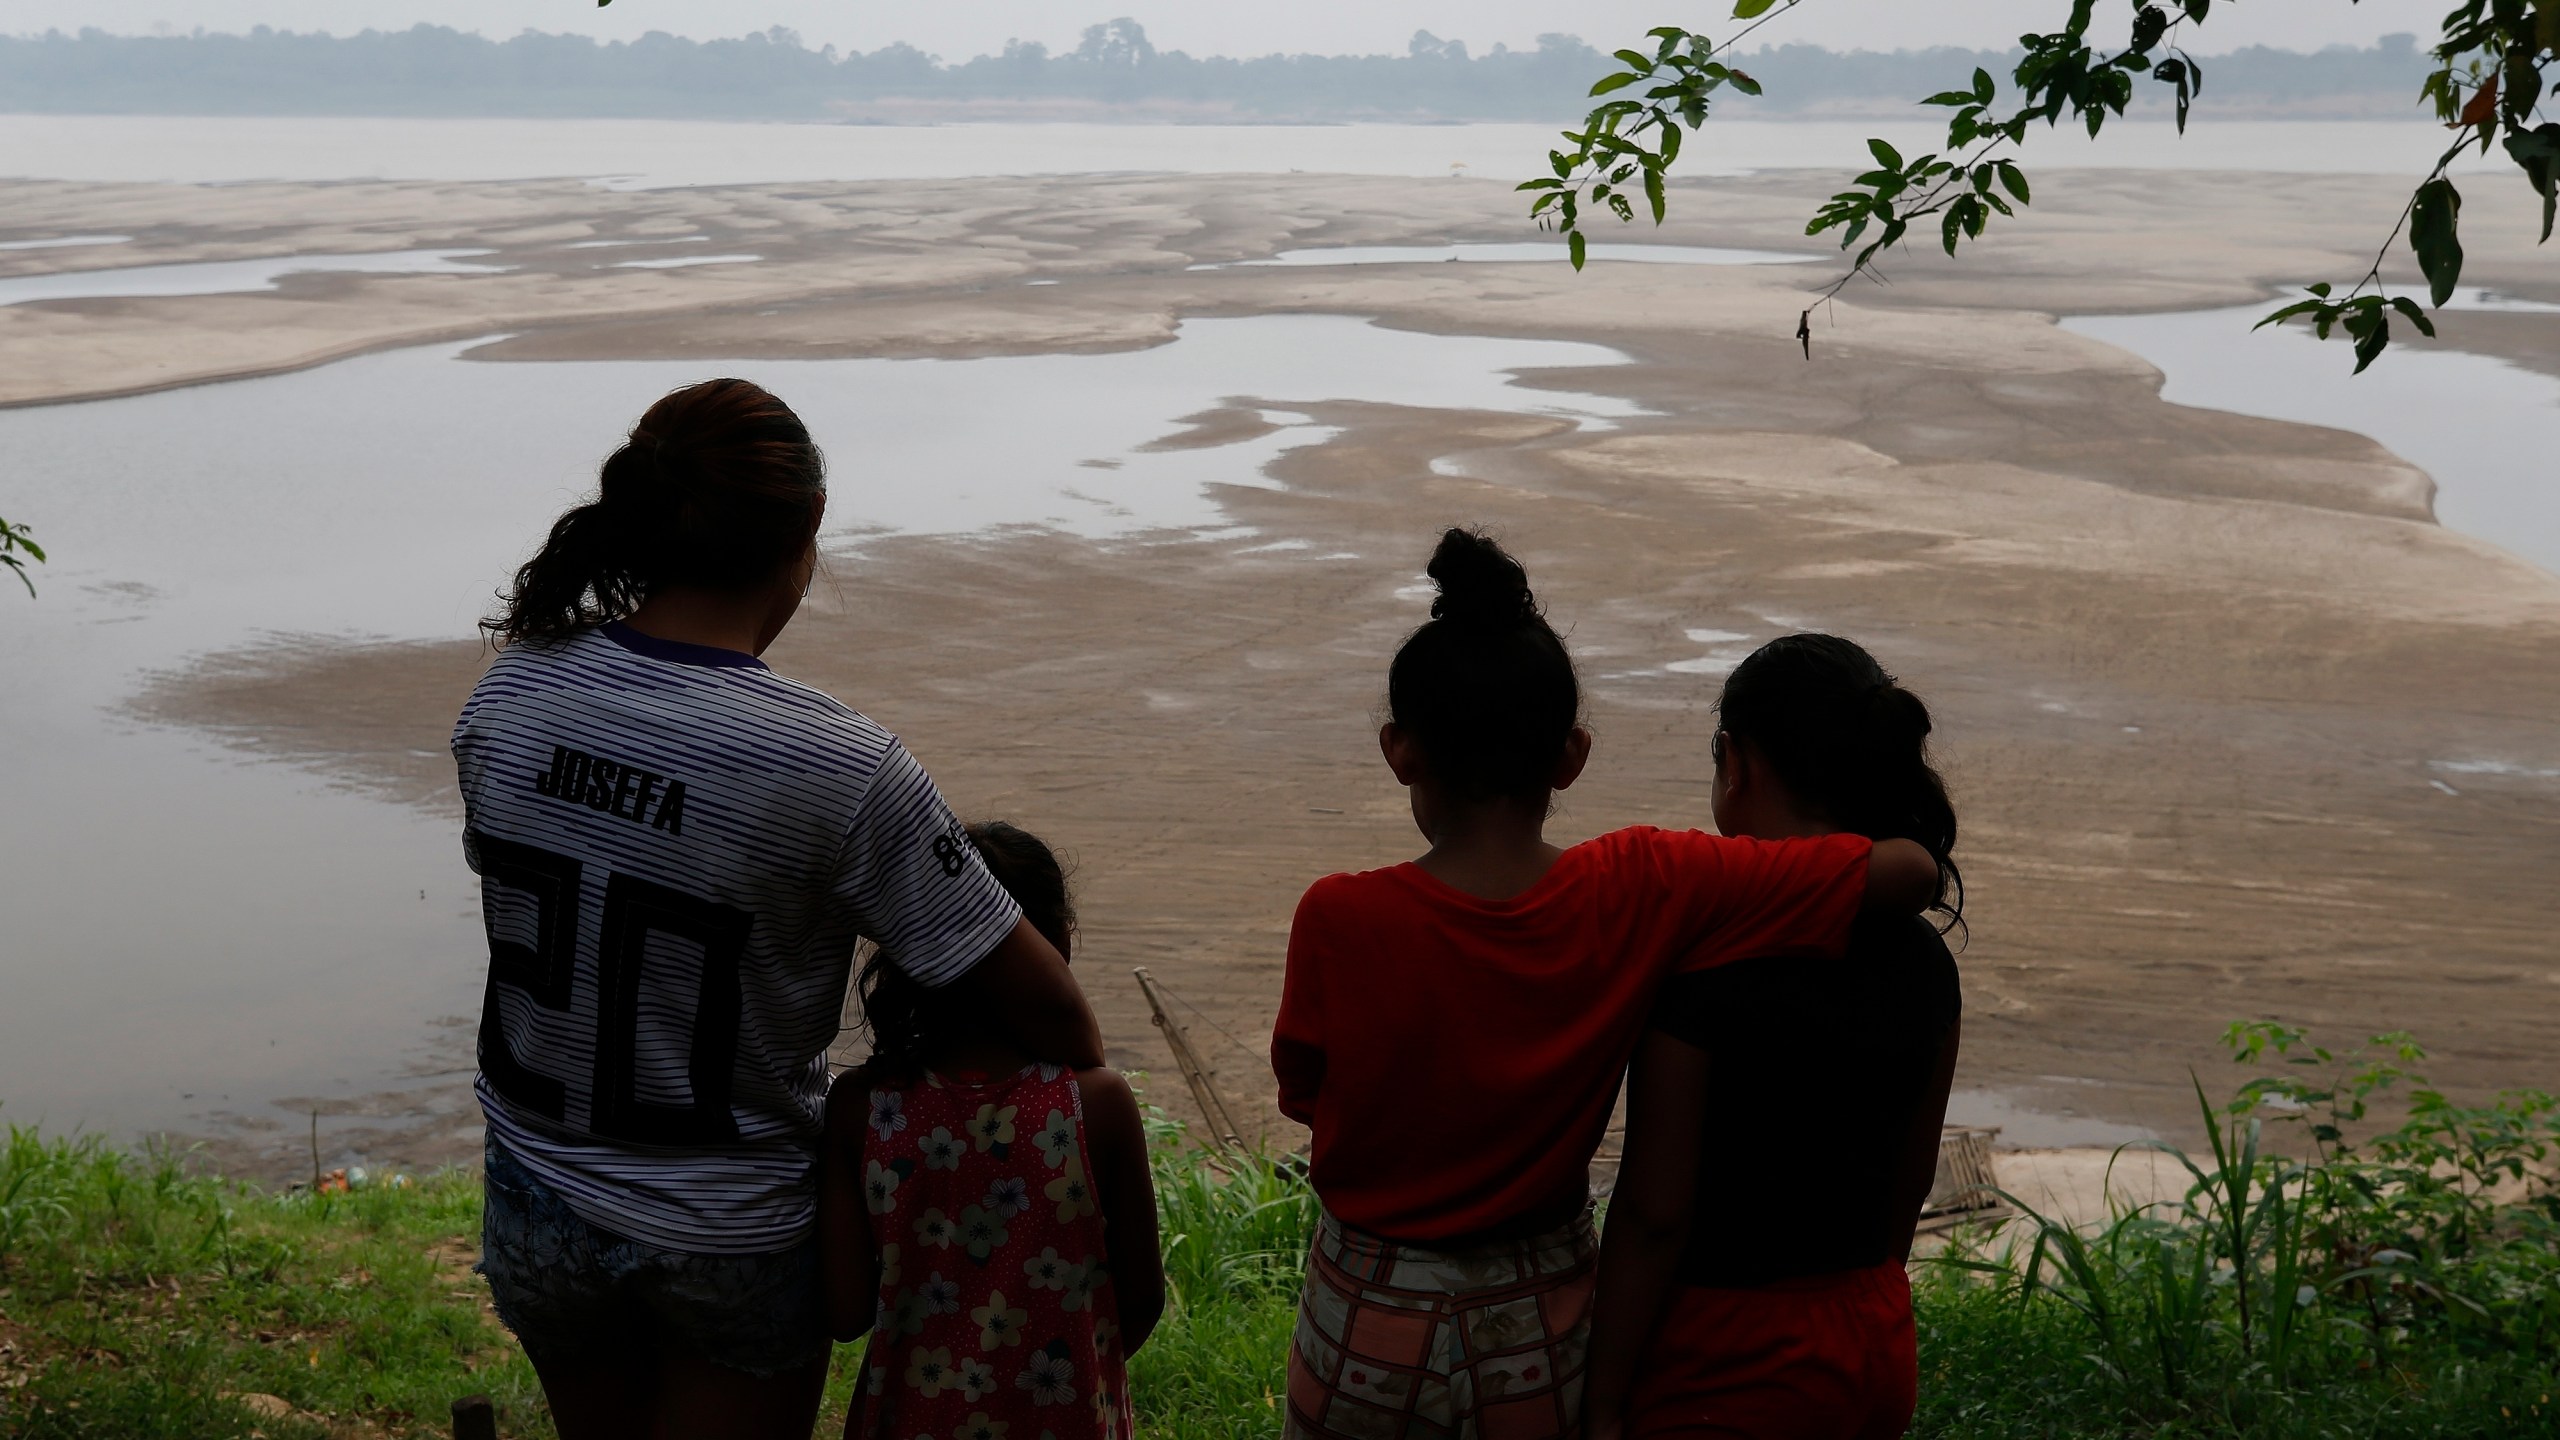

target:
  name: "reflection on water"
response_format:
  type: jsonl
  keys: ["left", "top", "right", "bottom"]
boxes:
{"left": 0, "top": 314, "right": 1640, "bottom": 1146}
{"left": 1197, "top": 242, "right": 1814, "bottom": 270}
{"left": 607, "top": 252, "right": 762, "bottom": 270}
{"left": 0, "top": 233, "right": 133, "bottom": 251}
{"left": 2065, "top": 301, "right": 2560, "bottom": 573}
{"left": 0, "top": 115, "right": 2499, "bottom": 190}
{"left": 0, "top": 248, "right": 502, "bottom": 306}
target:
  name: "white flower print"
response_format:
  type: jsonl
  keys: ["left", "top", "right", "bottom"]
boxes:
{"left": 920, "top": 1126, "right": 966, "bottom": 1172}
{"left": 905, "top": 1346, "right": 954, "bottom": 1396}
{"left": 919, "top": 1271, "right": 963, "bottom": 1316}
{"left": 1022, "top": 1246, "right": 1074, "bottom": 1291}
{"left": 914, "top": 1207, "right": 958, "bottom": 1250}
{"left": 880, "top": 1242, "right": 903, "bottom": 1289}
{"left": 972, "top": 1290, "right": 1030, "bottom": 1350}
{"left": 1044, "top": 1159, "right": 1095, "bottom": 1223}
{"left": 969, "top": 1103, "right": 1019, "bottom": 1153}
{"left": 1017, "top": 1344, "right": 1077, "bottom": 1406}
{"left": 953, "top": 1414, "right": 1009, "bottom": 1440}
{"left": 957, "top": 1357, "right": 999, "bottom": 1403}
{"left": 1036, "top": 1062, "right": 1065, "bottom": 1083}
{"left": 1062, "top": 1256, "right": 1104, "bottom": 1313}
{"left": 1031, "top": 1108, "right": 1077, "bottom": 1169}
{"left": 864, "top": 1159, "right": 903, "bottom": 1215}
{"left": 869, "top": 1088, "right": 908, "bottom": 1143}
{"left": 959, "top": 1204, "right": 1011, "bottom": 1261}
{"left": 983, "top": 1175, "right": 1031, "bottom": 1220}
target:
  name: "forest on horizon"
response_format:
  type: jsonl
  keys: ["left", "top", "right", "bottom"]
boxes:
{"left": 0, "top": 20, "right": 2439, "bottom": 122}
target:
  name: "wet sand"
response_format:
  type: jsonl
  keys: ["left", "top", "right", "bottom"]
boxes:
{"left": 25, "top": 166, "right": 2556, "bottom": 1174}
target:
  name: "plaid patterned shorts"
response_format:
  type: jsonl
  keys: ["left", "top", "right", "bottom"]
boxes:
{"left": 1286, "top": 1208, "right": 1598, "bottom": 1440}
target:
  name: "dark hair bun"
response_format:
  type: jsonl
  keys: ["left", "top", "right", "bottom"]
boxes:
{"left": 1426, "top": 527, "right": 1539, "bottom": 627}
{"left": 1866, "top": 683, "right": 1933, "bottom": 744}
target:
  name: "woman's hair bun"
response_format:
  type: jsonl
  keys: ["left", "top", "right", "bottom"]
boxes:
{"left": 1425, "top": 527, "right": 1539, "bottom": 627}
{"left": 1865, "top": 682, "right": 1933, "bottom": 744}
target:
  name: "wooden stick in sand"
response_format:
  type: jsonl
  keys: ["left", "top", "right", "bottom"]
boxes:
{"left": 1131, "top": 967, "right": 1247, "bottom": 1152}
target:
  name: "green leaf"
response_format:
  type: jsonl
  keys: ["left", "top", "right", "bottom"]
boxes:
{"left": 1942, "top": 207, "right": 1965, "bottom": 256}
{"left": 1867, "top": 137, "right": 1904, "bottom": 170}
{"left": 1550, "top": 150, "right": 1573, "bottom": 180}
{"left": 1612, "top": 49, "right": 1656, "bottom": 72}
{"left": 1732, "top": 0, "right": 1780, "bottom": 16}
{"left": 2351, "top": 314, "right": 2390, "bottom": 374}
{"left": 1589, "top": 72, "right": 1641, "bottom": 97}
{"left": 1645, "top": 165, "right": 1667, "bottom": 224}
{"left": 1726, "top": 68, "right": 1762, "bottom": 96}
{"left": 1516, "top": 177, "right": 1566, "bottom": 191}
{"left": 2503, "top": 122, "right": 2560, "bottom": 244}
{"left": 2409, "top": 177, "right": 2465, "bottom": 308}
{"left": 1658, "top": 123, "right": 1682, "bottom": 167}
{"left": 1998, "top": 161, "right": 2031, "bottom": 204}
{"left": 2253, "top": 299, "right": 2328, "bottom": 331}
{"left": 2388, "top": 295, "right": 2438, "bottom": 339}
{"left": 1924, "top": 89, "right": 1982, "bottom": 107}
{"left": 1974, "top": 67, "right": 1995, "bottom": 103}
{"left": 1568, "top": 229, "right": 1588, "bottom": 271}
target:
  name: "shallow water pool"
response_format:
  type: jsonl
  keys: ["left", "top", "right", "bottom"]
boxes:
{"left": 0, "top": 249, "right": 505, "bottom": 306}
{"left": 2064, "top": 300, "right": 2560, "bottom": 573}
{"left": 0, "top": 315, "right": 1641, "bottom": 1146}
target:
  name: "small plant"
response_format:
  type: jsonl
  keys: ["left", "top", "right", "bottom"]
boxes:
{"left": 1922, "top": 1022, "right": 2560, "bottom": 1436}
{"left": 0, "top": 512, "right": 42, "bottom": 597}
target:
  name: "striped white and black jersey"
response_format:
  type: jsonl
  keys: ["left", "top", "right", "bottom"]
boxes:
{"left": 452, "top": 622, "right": 1022, "bottom": 1254}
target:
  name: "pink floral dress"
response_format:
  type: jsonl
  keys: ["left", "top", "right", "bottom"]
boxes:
{"left": 848, "top": 1065, "right": 1133, "bottom": 1440}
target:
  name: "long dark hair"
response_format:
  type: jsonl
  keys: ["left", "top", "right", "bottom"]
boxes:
{"left": 1386, "top": 528, "right": 1582, "bottom": 804}
{"left": 484, "top": 378, "right": 825, "bottom": 647}
{"left": 858, "top": 822, "right": 1076, "bottom": 1079}
{"left": 1717, "top": 633, "right": 1964, "bottom": 933}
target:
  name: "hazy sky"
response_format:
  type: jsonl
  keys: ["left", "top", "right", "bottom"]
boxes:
{"left": 3, "top": 1, "right": 2427, "bottom": 58}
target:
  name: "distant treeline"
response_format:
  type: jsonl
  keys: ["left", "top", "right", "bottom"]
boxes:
{"left": 0, "top": 20, "right": 2436, "bottom": 121}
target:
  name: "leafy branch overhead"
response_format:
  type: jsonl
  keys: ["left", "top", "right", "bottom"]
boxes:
{"left": 1535, "top": 0, "right": 2559, "bottom": 373}
{"left": 1, "top": 514, "right": 42, "bottom": 598}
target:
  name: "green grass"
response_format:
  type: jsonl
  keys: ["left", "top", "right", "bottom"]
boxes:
{"left": 5, "top": 1026, "right": 2556, "bottom": 1438}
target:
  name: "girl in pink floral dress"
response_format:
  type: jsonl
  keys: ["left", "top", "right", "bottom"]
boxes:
{"left": 821, "top": 823, "right": 1164, "bottom": 1440}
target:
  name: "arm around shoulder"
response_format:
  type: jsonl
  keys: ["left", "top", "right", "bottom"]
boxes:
{"left": 1861, "top": 838, "right": 1941, "bottom": 917}
{"left": 1076, "top": 1067, "right": 1167, "bottom": 1355}
{"left": 963, "top": 916, "right": 1105, "bottom": 1070}
{"left": 818, "top": 1065, "right": 879, "bottom": 1343}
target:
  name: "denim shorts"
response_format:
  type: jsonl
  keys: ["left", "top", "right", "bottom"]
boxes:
{"left": 475, "top": 1137, "right": 829, "bottom": 1378}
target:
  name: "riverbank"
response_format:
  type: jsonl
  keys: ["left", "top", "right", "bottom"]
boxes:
{"left": 3, "top": 165, "right": 2558, "bottom": 1173}
{"left": 5, "top": 1093, "right": 2553, "bottom": 1440}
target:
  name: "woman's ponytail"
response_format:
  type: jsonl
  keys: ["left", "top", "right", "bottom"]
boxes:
{"left": 484, "top": 378, "right": 825, "bottom": 648}
{"left": 1718, "top": 634, "right": 1964, "bottom": 933}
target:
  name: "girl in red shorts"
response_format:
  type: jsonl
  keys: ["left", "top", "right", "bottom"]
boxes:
{"left": 1582, "top": 634, "right": 1965, "bottom": 1440}
{"left": 1271, "top": 532, "right": 1942, "bottom": 1440}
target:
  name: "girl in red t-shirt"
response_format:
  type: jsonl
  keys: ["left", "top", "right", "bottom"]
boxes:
{"left": 1271, "top": 529, "right": 1938, "bottom": 1440}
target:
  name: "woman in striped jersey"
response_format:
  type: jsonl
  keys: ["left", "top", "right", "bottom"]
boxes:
{"left": 455, "top": 378, "right": 1102, "bottom": 1438}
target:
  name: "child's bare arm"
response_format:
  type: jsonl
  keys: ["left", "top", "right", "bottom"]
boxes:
{"left": 818, "top": 1065, "right": 880, "bottom": 1343}
{"left": 1584, "top": 1030, "right": 1712, "bottom": 1440}
{"left": 1861, "top": 838, "right": 1942, "bottom": 916}
{"left": 961, "top": 918, "right": 1106, "bottom": 1069}
{"left": 1076, "top": 1067, "right": 1167, "bottom": 1354}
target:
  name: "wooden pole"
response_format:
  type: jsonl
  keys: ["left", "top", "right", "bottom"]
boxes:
{"left": 1131, "top": 967, "right": 1247, "bottom": 1151}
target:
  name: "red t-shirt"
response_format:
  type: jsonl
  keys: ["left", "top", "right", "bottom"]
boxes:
{"left": 1270, "top": 826, "right": 1871, "bottom": 1243}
